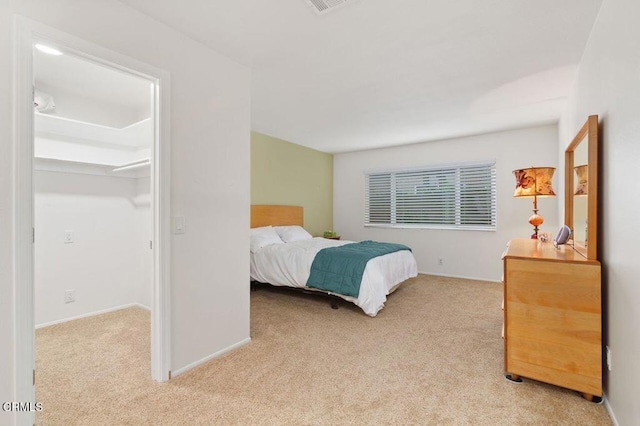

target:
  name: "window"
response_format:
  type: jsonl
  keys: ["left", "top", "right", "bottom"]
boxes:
{"left": 365, "top": 161, "right": 496, "bottom": 230}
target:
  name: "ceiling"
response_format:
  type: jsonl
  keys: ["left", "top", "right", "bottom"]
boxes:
{"left": 122, "top": 0, "right": 602, "bottom": 152}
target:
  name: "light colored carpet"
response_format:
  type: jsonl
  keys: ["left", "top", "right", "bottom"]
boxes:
{"left": 36, "top": 275, "right": 612, "bottom": 425}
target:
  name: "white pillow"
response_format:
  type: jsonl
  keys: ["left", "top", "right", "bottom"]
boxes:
{"left": 274, "top": 225, "right": 313, "bottom": 243}
{"left": 250, "top": 226, "right": 284, "bottom": 253}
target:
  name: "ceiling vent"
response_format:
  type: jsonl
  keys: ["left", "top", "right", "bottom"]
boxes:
{"left": 303, "top": 0, "right": 358, "bottom": 15}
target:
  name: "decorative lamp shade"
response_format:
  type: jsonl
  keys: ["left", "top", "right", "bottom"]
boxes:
{"left": 512, "top": 167, "right": 556, "bottom": 197}
{"left": 574, "top": 165, "right": 588, "bottom": 195}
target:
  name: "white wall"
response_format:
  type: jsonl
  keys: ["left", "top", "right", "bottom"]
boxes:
{"left": 334, "top": 124, "right": 560, "bottom": 282}
{"left": 0, "top": 1, "right": 250, "bottom": 424}
{"left": 559, "top": 0, "right": 640, "bottom": 423}
{"left": 34, "top": 171, "right": 150, "bottom": 326}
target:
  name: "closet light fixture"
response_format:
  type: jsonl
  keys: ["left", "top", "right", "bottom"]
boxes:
{"left": 35, "top": 44, "right": 63, "bottom": 56}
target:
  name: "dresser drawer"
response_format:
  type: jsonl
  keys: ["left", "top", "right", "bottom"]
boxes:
{"left": 502, "top": 239, "right": 602, "bottom": 398}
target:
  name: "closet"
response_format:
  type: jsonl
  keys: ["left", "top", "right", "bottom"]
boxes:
{"left": 34, "top": 111, "right": 153, "bottom": 327}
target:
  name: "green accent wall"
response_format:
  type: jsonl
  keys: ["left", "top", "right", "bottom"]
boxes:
{"left": 251, "top": 132, "right": 333, "bottom": 237}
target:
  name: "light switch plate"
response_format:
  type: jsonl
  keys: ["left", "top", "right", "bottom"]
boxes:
{"left": 173, "top": 216, "right": 185, "bottom": 234}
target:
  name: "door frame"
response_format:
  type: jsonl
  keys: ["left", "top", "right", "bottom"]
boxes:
{"left": 13, "top": 15, "right": 171, "bottom": 423}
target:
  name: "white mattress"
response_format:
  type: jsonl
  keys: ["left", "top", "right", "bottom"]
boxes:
{"left": 250, "top": 237, "right": 418, "bottom": 316}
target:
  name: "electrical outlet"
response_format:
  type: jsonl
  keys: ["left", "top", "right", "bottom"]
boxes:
{"left": 64, "top": 289, "right": 75, "bottom": 304}
{"left": 438, "top": 258, "right": 444, "bottom": 266}
{"left": 64, "top": 230, "right": 74, "bottom": 244}
{"left": 606, "top": 346, "right": 612, "bottom": 371}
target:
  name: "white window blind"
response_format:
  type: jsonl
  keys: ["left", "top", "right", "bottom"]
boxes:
{"left": 365, "top": 161, "right": 497, "bottom": 230}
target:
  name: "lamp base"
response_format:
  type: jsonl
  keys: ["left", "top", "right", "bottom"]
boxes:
{"left": 529, "top": 212, "right": 544, "bottom": 240}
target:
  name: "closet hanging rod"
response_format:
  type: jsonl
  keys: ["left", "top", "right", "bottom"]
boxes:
{"left": 111, "top": 158, "right": 150, "bottom": 173}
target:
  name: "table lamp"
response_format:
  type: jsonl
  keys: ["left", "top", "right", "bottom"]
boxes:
{"left": 574, "top": 165, "right": 588, "bottom": 195}
{"left": 574, "top": 164, "right": 588, "bottom": 247}
{"left": 513, "top": 167, "right": 556, "bottom": 239}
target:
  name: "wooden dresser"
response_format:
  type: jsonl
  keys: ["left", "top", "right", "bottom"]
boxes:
{"left": 502, "top": 238, "right": 602, "bottom": 399}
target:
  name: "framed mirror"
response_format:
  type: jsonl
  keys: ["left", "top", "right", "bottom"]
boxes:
{"left": 564, "top": 115, "right": 598, "bottom": 260}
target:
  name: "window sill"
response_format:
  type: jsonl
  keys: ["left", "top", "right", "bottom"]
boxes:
{"left": 364, "top": 224, "right": 496, "bottom": 232}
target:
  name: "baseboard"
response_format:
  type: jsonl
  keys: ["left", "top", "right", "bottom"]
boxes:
{"left": 171, "top": 337, "right": 252, "bottom": 378}
{"left": 418, "top": 271, "right": 501, "bottom": 283}
{"left": 136, "top": 303, "right": 151, "bottom": 311}
{"left": 35, "top": 302, "right": 149, "bottom": 329}
{"left": 603, "top": 394, "right": 619, "bottom": 426}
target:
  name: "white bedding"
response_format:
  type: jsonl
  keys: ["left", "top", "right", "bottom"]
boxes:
{"left": 250, "top": 237, "right": 418, "bottom": 316}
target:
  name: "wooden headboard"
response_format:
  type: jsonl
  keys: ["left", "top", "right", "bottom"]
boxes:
{"left": 251, "top": 205, "right": 303, "bottom": 228}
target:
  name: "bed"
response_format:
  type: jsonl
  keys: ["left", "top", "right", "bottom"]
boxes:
{"left": 250, "top": 205, "right": 418, "bottom": 316}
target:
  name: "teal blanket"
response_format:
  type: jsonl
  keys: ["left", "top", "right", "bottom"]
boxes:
{"left": 307, "top": 240, "right": 411, "bottom": 298}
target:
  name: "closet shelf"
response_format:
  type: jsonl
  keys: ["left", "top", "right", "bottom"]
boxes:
{"left": 35, "top": 112, "right": 152, "bottom": 149}
{"left": 110, "top": 158, "right": 150, "bottom": 173}
{"left": 35, "top": 157, "right": 150, "bottom": 179}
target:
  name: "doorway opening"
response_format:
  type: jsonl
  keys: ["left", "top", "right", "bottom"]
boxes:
{"left": 14, "top": 17, "right": 171, "bottom": 425}
{"left": 32, "top": 45, "right": 154, "bottom": 420}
